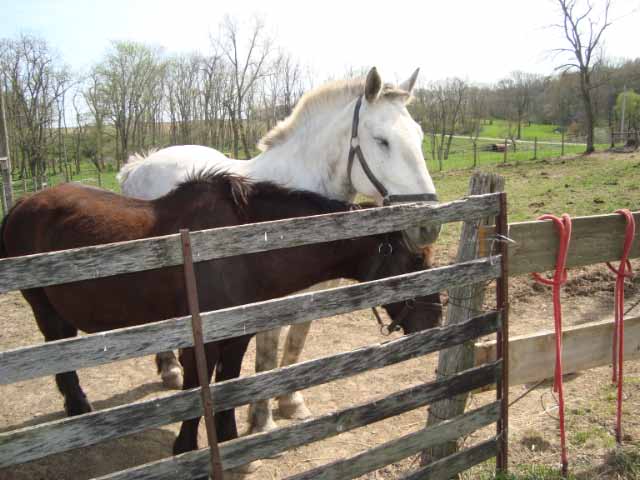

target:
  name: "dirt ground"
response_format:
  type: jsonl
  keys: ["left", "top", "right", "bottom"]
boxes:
{"left": 1, "top": 259, "right": 640, "bottom": 479}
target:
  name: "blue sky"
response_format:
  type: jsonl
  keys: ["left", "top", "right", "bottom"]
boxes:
{"left": 2, "top": 0, "right": 638, "bottom": 84}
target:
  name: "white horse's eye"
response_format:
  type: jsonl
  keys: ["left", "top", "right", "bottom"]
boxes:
{"left": 374, "top": 137, "right": 390, "bottom": 148}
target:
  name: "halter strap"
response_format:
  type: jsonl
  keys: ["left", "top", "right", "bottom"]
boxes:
{"left": 347, "top": 95, "right": 439, "bottom": 206}
{"left": 364, "top": 236, "right": 442, "bottom": 335}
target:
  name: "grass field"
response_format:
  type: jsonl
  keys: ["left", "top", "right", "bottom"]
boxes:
{"left": 422, "top": 136, "right": 591, "bottom": 172}
{"left": 479, "top": 119, "right": 565, "bottom": 142}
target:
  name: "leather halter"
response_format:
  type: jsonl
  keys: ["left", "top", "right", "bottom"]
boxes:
{"left": 347, "top": 95, "right": 439, "bottom": 206}
{"left": 365, "top": 236, "right": 442, "bottom": 335}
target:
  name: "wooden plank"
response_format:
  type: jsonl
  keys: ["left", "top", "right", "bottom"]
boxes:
{"left": 480, "top": 211, "right": 640, "bottom": 276}
{"left": 474, "top": 315, "right": 640, "bottom": 387}
{"left": 0, "top": 312, "right": 501, "bottom": 468}
{"left": 96, "top": 362, "right": 501, "bottom": 479}
{"left": 286, "top": 402, "right": 500, "bottom": 480}
{"left": 0, "top": 193, "right": 500, "bottom": 293}
{"left": 0, "top": 257, "right": 501, "bottom": 385}
{"left": 401, "top": 437, "right": 498, "bottom": 480}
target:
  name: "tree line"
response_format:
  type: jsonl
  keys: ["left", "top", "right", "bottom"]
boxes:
{"left": 1, "top": 4, "right": 638, "bottom": 187}
{"left": 0, "top": 17, "right": 309, "bottom": 188}
{"left": 410, "top": 59, "right": 640, "bottom": 164}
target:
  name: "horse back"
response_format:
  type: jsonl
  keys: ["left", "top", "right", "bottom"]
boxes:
{"left": 2, "top": 183, "right": 155, "bottom": 257}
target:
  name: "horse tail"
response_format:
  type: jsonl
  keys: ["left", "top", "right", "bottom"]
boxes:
{"left": 116, "top": 149, "right": 158, "bottom": 188}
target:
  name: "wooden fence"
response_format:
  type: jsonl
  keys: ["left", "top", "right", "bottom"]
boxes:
{"left": 474, "top": 211, "right": 640, "bottom": 385}
{"left": 0, "top": 193, "right": 507, "bottom": 479}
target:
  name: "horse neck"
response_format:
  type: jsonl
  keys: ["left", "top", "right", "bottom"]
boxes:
{"left": 239, "top": 102, "right": 356, "bottom": 202}
{"left": 255, "top": 234, "right": 380, "bottom": 299}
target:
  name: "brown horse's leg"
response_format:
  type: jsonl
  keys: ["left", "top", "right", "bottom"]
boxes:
{"left": 22, "top": 289, "right": 92, "bottom": 416}
{"left": 277, "top": 321, "right": 312, "bottom": 420}
{"left": 215, "top": 336, "right": 262, "bottom": 476}
{"left": 173, "top": 344, "right": 218, "bottom": 456}
{"left": 155, "top": 351, "right": 182, "bottom": 389}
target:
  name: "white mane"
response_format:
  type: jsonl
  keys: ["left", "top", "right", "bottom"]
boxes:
{"left": 116, "top": 150, "right": 158, "bottom": 185}
{"left": 258, "top": 78, "right": 409, "bottom": 151}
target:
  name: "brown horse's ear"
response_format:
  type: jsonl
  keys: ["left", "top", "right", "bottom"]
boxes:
{"left": 422, "top": 245, "right": 435, "bottom": 268}
{"left": 364, "top": 67, "right": 382, "bottom": 102}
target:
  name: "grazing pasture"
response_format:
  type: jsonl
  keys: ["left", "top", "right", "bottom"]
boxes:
{"left": 0, "top": 151, "right": 639, "bottom": 479}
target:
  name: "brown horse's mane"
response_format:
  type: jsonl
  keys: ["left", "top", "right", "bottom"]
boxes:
{"left": 177, "top": 168, "right": 359, "bottom": 215}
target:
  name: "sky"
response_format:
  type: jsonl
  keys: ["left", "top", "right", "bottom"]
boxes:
{"left": 1, "top": 0, "right": 639, "bottom": 86}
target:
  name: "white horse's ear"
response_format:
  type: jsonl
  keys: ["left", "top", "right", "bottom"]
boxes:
{"left": 399, "top": 68, "right": 420, "bottom": 94}
{"left": 364, "top": 67, "right": 382, "bottom": 102}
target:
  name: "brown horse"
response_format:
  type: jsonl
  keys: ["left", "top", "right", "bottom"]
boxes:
{"left": 0, "top": 171, "right": 442, "bottom": 466}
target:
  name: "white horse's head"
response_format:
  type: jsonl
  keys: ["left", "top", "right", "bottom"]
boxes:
{"left": 258, "top": 66, "right": 439, "bottom": 247}
{"left": 347, "top": 67, "right": 440, "bottom": 247}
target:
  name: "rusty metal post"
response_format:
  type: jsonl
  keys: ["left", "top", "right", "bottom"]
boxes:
{"left": 495, "top": 192, "right": 509, "bottom": 474}
{"left": 180, "top": 229, "right": 224, "bottom": 479}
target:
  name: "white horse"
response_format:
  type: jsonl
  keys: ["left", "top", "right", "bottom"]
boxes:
{"left": 118, "top": 67, "right": 438, "bottom": 433}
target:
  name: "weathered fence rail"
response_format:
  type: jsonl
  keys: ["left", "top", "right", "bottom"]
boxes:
{"left": 473, "top": 211, "right": 640, "bottom": 386}
{"left": 0, "top": 192, "right": 507, "bottom": 479}
{"left": 476, "top": 315, "right": 640, "bottom": 386}
{"left": 0, "top": 258, "right": 500, "bottom": 385}
{"left": 0, "top": 193, "right": 499, "bottom": 293}
{"left": 480, "top": 211, "right": 640, "bottom": 275}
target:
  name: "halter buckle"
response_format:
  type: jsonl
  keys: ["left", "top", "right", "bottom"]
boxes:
{"left": 378, "top": 242, "right": 393, "bottom": 256}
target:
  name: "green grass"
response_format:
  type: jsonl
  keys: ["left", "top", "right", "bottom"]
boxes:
{"left": 9, "top": 162, "right": 121, "bottom": 199}
{"left": 422, "top": 136, "right": 590, "bottom": 172}
{"left": 479, "top": 119, "right": 565, "bottom": 142}
{"left": 468, "top": 464, "right": 577, "bottom": 480}
{"left": 431, "top": 152, "right": 640, "bottom": 221}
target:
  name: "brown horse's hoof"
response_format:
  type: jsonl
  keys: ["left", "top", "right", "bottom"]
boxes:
{"left": 65, "top": 397, "right": 93, "bottom": 417}
{"left": 161, "top": 366, "right": 182, "bottom": 390}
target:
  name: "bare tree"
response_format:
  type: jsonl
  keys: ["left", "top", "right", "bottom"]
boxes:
{"left": 83, "top": 67, "right": 108, "bottom": 169}
{"left": 464, "top": 87, "right": 487, "bottom": 166}
{"left": 417, "top": 78, "right": 468, "bottom": 169}
{"left": 215, "top": 15, "right": 272, "bottom": 159}
{"left": 96, "top": 41, "right": 162, "bottom": 167}
{"left": 0, "top": 34, "right": 72, "bottom": 188}
{"left": 553, "top": 0, "right": 612, "bottom": 153}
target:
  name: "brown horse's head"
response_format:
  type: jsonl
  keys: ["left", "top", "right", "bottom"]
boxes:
{"left": 356, "top": 232, "right": 442, "bottom": 335}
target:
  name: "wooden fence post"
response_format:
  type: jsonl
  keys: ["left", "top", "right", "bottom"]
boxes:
{"left": 561, "top": 130, "right": 565, "bottom": 156}
{"left": 533, "top": 137, "right": 538, "bottom": 160}
{"left": 503, "top": 139, "right": 508, "bottom": 163}
{"left": 0, "top": 88, "right": 13, "bottom": 213}
{"left": 422, "top": 171, "right": 505, "bottom": 466}
{"left": 473, "top": 142, "right": 478, "bottom": 168}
